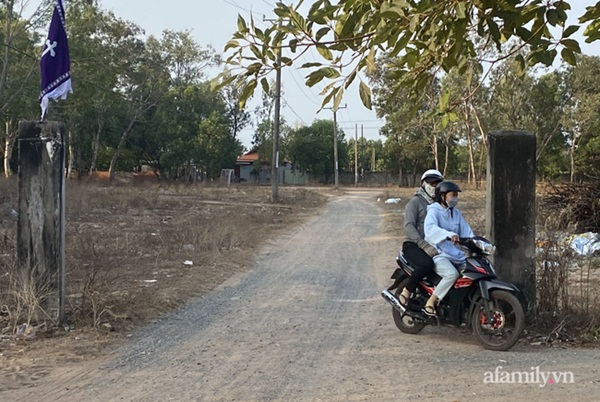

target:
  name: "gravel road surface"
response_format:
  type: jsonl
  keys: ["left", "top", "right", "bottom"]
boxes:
{"left": 6, "top": 190, "right": 600, "bottom": 401}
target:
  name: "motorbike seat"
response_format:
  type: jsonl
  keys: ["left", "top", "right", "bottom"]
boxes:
{"left": 397, "top": 252, "right": 442, "bottom": 287}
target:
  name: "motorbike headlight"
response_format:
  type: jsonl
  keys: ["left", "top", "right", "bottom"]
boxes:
{"left": 473, "top": 238, "right": 496, "bottom": 255}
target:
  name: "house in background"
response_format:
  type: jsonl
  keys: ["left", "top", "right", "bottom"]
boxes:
{"left": 234, "top": 149, "right": 263, "bottom": 183}
{"left": 234, "top": 149, "right": 306, "bottom": 185}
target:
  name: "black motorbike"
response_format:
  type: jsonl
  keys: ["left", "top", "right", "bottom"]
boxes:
{"left": 381, "top": 237, "right": 525, "bottom": 351}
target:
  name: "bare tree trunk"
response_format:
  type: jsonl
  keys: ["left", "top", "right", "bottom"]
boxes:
{"left": 398, "top": 164, "right": 403, "bottom": 186}
{"left": 411, "top": 159, "right": 419, "bottom": 187}
{"left": 569, "top": 140, "right": 576, "bottom": 183}
{"left": 0, "top": 1, "right": 14, "bottom": 105}
{"left": 432, "top": 132, "right": 439, "bottom": 170}
{"left": 89, "top": 117, "right": 104, "bottom": 175}
{"left": 66, "top": 129, "right": 76, "bottom": 178}
{"left": 108, "top": 116, "right": 137, "bottom": 181}
{"left": 463, "top": 102, "right": 476, "bottom": 187}
{"left": 3, "top": 120, "right": 15, "bottom": 177}
{"left": 536, "top": 119, "right": 562, "bottom": 163}
{"left": 443, "top": 133, "right": 451, "bottom": 176}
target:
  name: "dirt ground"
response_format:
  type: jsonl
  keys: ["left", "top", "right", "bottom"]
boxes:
{"left": 0, "top": 181, "right": 332, "bottom": 392}
{"left": 1, "top": 182, "right": 599, "bottom": 400}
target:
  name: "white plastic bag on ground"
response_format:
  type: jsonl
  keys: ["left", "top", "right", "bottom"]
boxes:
{"left": 568, "top": 232, "right": 600, "bottom": 256}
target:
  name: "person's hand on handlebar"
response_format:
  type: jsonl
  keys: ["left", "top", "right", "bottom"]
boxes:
{"left": 450, "top": 235, "right": 459, "bottom": 244}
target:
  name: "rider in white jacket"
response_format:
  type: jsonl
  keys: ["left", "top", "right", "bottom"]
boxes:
{"left": 422, "top": 181, "right": 474, "bottom": 316}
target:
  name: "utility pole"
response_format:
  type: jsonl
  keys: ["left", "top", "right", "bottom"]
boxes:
{"left": 372, "top": 147, "right": 376, "bottom": 171}
{"left": 354, "top": 124, "right": 358, "bottom": 187}
{"left": 263, "top": 16, "right": 282, "bottom": 203}
{"left": 270, "top": 20, "right": 282, "bottom": 203}
{"left": 325, "top": 104, "right": 346, "bottom": 190}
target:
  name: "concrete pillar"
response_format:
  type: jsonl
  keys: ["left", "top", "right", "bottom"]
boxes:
{"left": 16, "top": 121, "right": 65, "bottom": 323}
{"left": 486, "top": 131, "right": 536, "bottom": 310}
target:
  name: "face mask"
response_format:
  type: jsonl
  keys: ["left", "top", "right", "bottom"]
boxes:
{"left": 447, "top": 196, "right": 459, "bottom": 208}
{"left": 424, "top": 182, "right": 436, "bottom": 198}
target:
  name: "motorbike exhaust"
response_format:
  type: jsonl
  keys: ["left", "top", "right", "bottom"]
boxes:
{"left": 381, "top": 289, "right": 406, "bottom": 315}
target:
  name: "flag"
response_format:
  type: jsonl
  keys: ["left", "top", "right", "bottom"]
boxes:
{"left": 40, "top": 0, "right": 72, "bottom": 120}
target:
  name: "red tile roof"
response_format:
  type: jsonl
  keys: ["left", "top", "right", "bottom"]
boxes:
{"left": 236, "top": 150, "right": 260, "bottom": 163}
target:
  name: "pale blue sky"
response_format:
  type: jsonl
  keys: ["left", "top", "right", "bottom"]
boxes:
{"left": 97, "top": 1, "right": 598, "bottom": 149}
{"left": 100, "top": 0, "right": 384, "bottom": 149}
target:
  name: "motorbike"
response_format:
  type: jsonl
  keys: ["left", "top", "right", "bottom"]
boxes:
{"left": 381, "top": 237, "right": 525, "bottom": 351}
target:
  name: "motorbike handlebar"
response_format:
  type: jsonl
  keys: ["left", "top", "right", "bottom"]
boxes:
{"left": 446, "top": 236, "right": 471, "bottom": 245}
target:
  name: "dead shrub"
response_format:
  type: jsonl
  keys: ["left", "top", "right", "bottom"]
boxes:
{"left": 536, "top": 188, "right": 600, "bottom": 342}
{"left": 543, "top": 181, "right": 600, "bottom": 232}
{"left": 65, "top": 226, "right": 129, "bottom": 328}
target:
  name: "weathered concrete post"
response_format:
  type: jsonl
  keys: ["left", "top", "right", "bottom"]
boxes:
{"left": 486, "top": 131, "right": 536, "bottom": 311}
{"left": 16, "top": 121, "right": 65, "bottom": 323}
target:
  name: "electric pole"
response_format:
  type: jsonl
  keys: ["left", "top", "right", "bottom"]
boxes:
{"left": 270, "top": 19, "right": 282, "bottom": 203}
{"left": 325, "top": 104, "right": 346, "bottom": 190}
{"left": 354, "top": 124, "right": 358, "bottom": 187}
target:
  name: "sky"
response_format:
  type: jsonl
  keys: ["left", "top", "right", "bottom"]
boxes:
{"left": 92, "top": 1, "right": 598, "bottom": 150}
{"left": 99, "top": 0, "right": 385, "bottom": 150}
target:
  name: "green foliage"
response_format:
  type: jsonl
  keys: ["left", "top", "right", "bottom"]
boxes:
{"left": 6, "top": 1, "right": 600, "bottom": 184}
{"left": 286, "top": 119, "right": 348, "bottom": 181}
{"left": 216, "top": 0, "right": 591, "bottom": 115}
{"left": 346, "top": 137, "right": 383, "bottom": 173}
{"left": 0, "top": 1, "right": 244, "bottom": 180}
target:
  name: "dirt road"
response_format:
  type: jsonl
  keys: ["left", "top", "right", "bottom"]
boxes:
{"left": 5, "top": 190, "right": 600, "bottom": 401}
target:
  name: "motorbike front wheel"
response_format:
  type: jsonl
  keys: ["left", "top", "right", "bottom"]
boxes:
{"left": 392, "top": 278, "right": 426, "bottom": 334}
{"left": 472, "top": 290, "right": 525, "bottom": 351}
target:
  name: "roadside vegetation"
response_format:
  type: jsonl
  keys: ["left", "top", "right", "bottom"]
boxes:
{"left": 0, "top": 177, "right": 327, "bottom": 338}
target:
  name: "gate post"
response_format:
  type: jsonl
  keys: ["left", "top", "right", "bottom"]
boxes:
{"left": 16, "top": 121, "right": 65, "bottom": 323}
{"left": 486, "top": 131, "right": 536, "bottom": 311}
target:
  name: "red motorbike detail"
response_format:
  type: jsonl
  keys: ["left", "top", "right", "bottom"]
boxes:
{"left": 382, "top": 237, "right": 526, "bottom": 351}
{"left": 453, "top": 278, "right": 473, "bottom": 288}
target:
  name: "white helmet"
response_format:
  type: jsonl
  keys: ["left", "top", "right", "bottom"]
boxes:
{"left": 421, "top": 169, "right": 443, "bottom": 183}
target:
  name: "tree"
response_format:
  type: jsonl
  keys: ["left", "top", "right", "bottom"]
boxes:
{"left": 215, "top": 0, "right": 589, "bottom": 116}
{"left": 286, "top": 119, "right": 347, "bottom": 182}
{"left": 140, "top": 31, "right": 223, "bottom": 177}
{"left": 221, "top": 72, "right": 251, "bottom": 143}
{"left": 486, "top": 58, "right": 536, "bottom": 132}
{"left": 62, "top": 0, "right": 126, "bottom": 177}
{"left": 370, "top": 58, "right": 442, "bottom": 184}
{"left": 0, "top": 1, "right": 48, "bottom": 176}
{"left": 529, "top": 70, "right": 570, "bottom": 179}
{"left": 562, "top": 55, "right": 600, "bottom": 181}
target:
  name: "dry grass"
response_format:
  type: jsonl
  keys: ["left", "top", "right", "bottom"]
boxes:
{"left": 0, "top": 179, "right": 327, "bottom": 336}
{"left": 3, "top": 176, "right": 599, "bottom": 344}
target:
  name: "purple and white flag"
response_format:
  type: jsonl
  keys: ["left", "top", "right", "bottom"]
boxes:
{"left": 40, "top": 0, "right": 72, "bottom": 120}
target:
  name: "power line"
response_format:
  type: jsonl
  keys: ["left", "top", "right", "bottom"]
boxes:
{"left": 338, "top": 126, "right": 383, "bottom": 130}
{"left": 289, "top": 68, "right": 320, "bottom": 106}
{"left": 261, "top": 0, "right": 276, "bottom": 8}
{"left": 222, "top": 0, "right": 263, "bottom": 17}
{"left": 281, "top": 96, "right": 308, "bottom": 125}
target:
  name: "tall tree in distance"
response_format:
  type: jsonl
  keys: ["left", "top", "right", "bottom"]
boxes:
{"left": 221, "top": 72, "right": 251, "bottom": 145}
{"left": 286, "top": 119, "right": 347, "bottom": 182}
{"left": 562, "top": 55, "right": 600, "bottom": 181}
{"left": 0, "top": 1, "right": 49, "bottom": 176}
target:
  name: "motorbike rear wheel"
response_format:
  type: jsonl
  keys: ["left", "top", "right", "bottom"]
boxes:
{"left": 472, "top": 290, "right": 524, "bottom": 351}
{"left": 392, "top": 278, "right": 426, "bottom": 334}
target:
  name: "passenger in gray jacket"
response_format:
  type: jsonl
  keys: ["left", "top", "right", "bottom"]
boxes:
{"left": 398, "top": 169, "right": 443, "bottom": 306}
